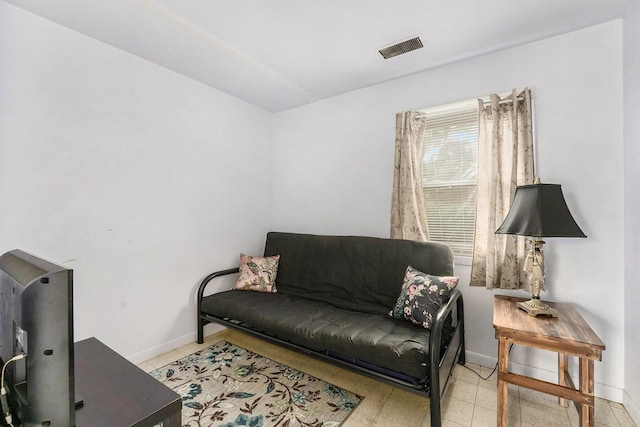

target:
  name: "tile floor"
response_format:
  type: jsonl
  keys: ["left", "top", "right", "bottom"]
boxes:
{"left": 138, "top": 329, "right": 636, "bottom": 427}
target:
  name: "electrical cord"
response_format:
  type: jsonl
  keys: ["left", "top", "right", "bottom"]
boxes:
{"left": 462, "top": 360, "right": 498, "bottom": 380}
{"left": 1, "top": 354, "right": 26, "bottom": 427}
{"left": 461, "top": 343, "right": 512, "bottom": 381}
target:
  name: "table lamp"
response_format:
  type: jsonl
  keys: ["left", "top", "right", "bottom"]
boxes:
{"left": 495, "top": 179, "right": 586, "bottom": 317}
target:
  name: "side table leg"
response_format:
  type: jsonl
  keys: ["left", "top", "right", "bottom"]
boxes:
{"left": 579, "top": 358, "right": 595, "bottom": 427}
{"left": 558, "top": 353, "right": 569, "bottom": 407}
{"left": 497, "top": 338, "right": 510, "bottom": 427}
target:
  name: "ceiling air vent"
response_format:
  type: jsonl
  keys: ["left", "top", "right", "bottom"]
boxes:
{"left": 378, "top": 36, "right": 423, "bottom": 60}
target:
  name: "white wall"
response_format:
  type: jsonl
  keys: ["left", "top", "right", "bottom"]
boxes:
{"left": 273, "top": 21, "right": 625, "bottom": 401}
{"left": 2, "top": 0, "right": 634, "bottom": 412}
{"left": 624, "top": 0, "right": 640, "bottom": 421}
{"left": 0, "top": 2, "right": 272, "bottom": 361}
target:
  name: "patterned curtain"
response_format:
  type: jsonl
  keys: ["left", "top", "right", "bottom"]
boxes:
{"left": 390, "top": 111, "right": 429, "bottom": 241}
{"left": 470, "top": 89, "right": 534, "bottom": 289}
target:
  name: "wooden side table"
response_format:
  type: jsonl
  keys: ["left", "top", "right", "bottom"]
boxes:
{"left": 493, "top": 295, "right": 605, "bottom": 427}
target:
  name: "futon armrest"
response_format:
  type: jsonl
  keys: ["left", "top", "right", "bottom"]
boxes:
{"left": 196, "top": 267, "right": 239, "bottom": 344}
{"left": 196, "top": 267, "right": 239, "bottom": 305}
{"left": 430, "top": 288, "right": 463, "bottom": 355}
{"left": 429, "top": 289, "right": 464, "bottom": 389}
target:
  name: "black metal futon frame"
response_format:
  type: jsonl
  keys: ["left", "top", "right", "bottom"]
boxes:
{"left": 196, "top": 232, "right": 465, "bottom": 427}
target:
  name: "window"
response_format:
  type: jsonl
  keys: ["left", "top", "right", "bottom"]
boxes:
{"left": 421, "top": 102, "right": 478, "bottom": 257}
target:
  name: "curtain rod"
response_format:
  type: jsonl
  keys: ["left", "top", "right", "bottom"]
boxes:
{"left": 480, "top": 89, "right": 527, "bottom": 105}
{"left": 482, "top": 95, "right": 525, "bottom": 105}
{"left": 416, "top": 88, "right": 531, "bottom": 114}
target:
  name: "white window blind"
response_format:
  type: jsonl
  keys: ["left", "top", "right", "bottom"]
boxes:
{"left": 422, "top": 103, "right": 478, "bottom": 257}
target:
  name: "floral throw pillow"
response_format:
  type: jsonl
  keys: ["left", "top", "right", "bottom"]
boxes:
{"left": 389, "top": 266, "right": 459, "bottom": 330}
{"left": 233, "top": 254, "right": 280, "bottom": 292}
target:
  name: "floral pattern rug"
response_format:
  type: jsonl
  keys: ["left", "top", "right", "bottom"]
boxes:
{"left": 150, "top": 341, "right": 363, "bottom": 427}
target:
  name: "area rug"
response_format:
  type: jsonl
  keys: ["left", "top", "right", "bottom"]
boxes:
{"left": 150, "top": 340, "right": 363, "bottom": 427}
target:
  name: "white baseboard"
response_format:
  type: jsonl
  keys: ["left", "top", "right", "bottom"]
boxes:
{"left": 464, "top": 350, "right": 624, "bottom": 404}
{"left": 126, "top": 323, "right": 226, "bottom": 364}
{"left": 623, "top": 390, "right": 640, "bottom": 425}
{"left": 465, "top": 350, "right": 497, "bottom": 370}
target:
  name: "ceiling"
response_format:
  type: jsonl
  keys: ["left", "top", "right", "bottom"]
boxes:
{"left": 3, "top": 0, "right": 632, "bottom": 112}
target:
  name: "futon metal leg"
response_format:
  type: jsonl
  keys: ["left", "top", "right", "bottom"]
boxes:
{"left": 430, "top": 391, "right": 442, "bottom": 427}
{"left": 458, "top": 295, "right": 466, "bottom": 365}
{"left": 197, "top": 316, "right": 204, "bottom": 344}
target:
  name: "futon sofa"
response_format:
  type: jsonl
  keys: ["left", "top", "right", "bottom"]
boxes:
{"left": 197, "top": 232, "right": 465, "bottom": 427}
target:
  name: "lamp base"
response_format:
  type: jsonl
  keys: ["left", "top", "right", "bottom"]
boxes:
{"left": 516, "top": 298, "right": 558, "bottom": 317}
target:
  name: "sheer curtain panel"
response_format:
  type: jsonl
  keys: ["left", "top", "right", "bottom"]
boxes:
{"left": 390, "top": 111, "right": 429, "bottom": 241}
{"left": 470, "top": 89, "right": 534, "bottom": 289}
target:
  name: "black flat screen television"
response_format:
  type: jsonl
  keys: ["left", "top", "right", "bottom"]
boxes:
{"left": 0, "top": 249, "right": 75, "bottom": 427}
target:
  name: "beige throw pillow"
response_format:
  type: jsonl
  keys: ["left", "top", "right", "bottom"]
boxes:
{"left": 233, "top": 253, "right": 280, "bottom": 292}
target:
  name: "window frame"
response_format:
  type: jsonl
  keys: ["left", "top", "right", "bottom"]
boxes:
{"left": 420, "top": 99, "right": 479, "bottom": 262}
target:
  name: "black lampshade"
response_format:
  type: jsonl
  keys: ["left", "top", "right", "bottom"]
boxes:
{"left": 496, "top": 183, "right": 586, "bottom": 238}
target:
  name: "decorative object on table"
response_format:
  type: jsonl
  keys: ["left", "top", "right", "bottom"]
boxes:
{"left": 150, "top": 341, "right": 362, "bottom": 427}
{"left": 495, "top": 178, "right": 586, "bottom": 317}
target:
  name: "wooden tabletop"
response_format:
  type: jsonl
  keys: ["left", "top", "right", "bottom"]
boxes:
{"left": 75, "top": 337, "right": 182, "bottom": 427}
{"left": 493, "top": 295, "right": 605, "bottom": 360}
